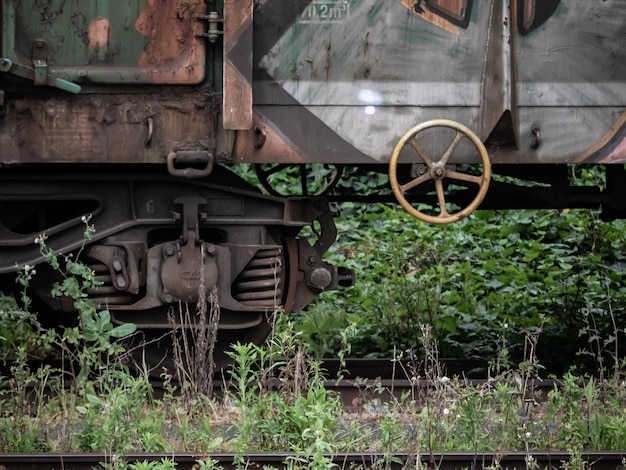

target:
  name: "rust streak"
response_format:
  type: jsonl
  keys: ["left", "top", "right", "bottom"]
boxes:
{"left": 134, "top": 0, "right": 205, "bottom": 84}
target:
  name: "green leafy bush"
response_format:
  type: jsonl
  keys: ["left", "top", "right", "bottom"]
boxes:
{"left": 295, "top": 203, "right": 626, "bottom": 375}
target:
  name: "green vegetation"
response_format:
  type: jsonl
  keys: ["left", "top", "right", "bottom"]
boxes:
{"left": 295, "top": 170, "right": 626, "bottom": 379}
{"left": 1, "top": 165, "right": 626, "bottom": 467}
{"left": 3, "top": 305, "right": 626, "bottom": 467}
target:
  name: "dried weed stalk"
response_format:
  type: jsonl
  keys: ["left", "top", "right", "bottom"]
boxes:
{"left": 168, "top": 244, "right": 221, "bottom": 401}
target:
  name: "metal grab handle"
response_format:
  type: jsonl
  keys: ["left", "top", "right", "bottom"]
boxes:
{"left": 167, "top": 150, "right": 214, "bottom": 179}
{"left": 531, "top": 125, "right": 541, "bottom": 149}
{"left": 144, "top": 117, "right": 154, "bottom": 147}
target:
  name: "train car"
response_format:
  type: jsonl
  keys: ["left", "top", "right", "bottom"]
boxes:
{"left": 0, "top": 0, "right": 624, "bottom": 370}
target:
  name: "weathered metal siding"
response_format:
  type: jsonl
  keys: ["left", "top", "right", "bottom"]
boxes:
{"left": 0, "top": 92, "right": 214, "bottom": 164}
{"left": 239, "top": 0, "right": 626, "bottom": 165}
{"left": 2, "top": 0, "right": 206, "bottom": 85}
{"left": 0, "top": 0, "right": 213, "bottom": 165}
{"left": 1, "top": 0, "right": 625, "bottom": 166}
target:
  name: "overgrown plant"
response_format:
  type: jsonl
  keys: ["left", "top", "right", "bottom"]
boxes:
{"left": 295, "top": 202, "right": 626, "bottom": 377}
{"left": 0, "top": 347, "right": 54, "bottom": 452}
{"left": 32, "top": 221, "right": 137, "bottom": 394}
{"left": 167, "top": 284, "right": 221, "bottom": 404}
{"left": 226, "top": 320, "right": 342, "bottom": 468}
{"left": 75, "top": 374, "right": 168, "bottom": 453}
{"left": 0, "top": 218, "right": 139, "bottom": 452}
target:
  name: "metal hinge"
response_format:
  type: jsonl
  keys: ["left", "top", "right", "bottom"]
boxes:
{"left": 195, "top": 12, "right": 224, "bottom": 43}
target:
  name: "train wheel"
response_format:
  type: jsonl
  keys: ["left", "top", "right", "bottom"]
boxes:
{"left": 254, "top": 163, "right": 343, "bottom": 197}
{"left": 1, "top": 166, "right": 349, "bottom": 378}
{"left": 389, "top": 119, "right": 491, "bottom": 224}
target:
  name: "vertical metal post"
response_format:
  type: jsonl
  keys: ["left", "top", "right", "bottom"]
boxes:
{"left": 223, "top": 0, "right": 253, "bottom": 130}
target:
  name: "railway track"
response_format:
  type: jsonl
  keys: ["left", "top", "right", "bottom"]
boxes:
{"left": 201, "top": 357, "right": 555, "bottom": 407}
{"left": 9, "top": 357, "right": 557, "bottom": 408}
{"left": 1, "top": 451, "right": 624, "bottom": 470}
{"left": 3, "top": 358, "right": 622, "bottom": 469}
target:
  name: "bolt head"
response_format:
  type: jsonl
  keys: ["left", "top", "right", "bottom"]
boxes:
{"left": 309, "top": 267, "right": 333, "bottom": 291}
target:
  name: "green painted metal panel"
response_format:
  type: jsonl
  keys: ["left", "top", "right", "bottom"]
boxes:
{"left": 1, "top": 0, "right": 207, "bottom": 88}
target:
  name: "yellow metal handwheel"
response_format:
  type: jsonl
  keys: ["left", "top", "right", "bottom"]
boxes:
{"left": 389, "top": 119, "right": 491, "bottom": 224}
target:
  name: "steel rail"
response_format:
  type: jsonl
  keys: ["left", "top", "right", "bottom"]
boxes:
{"left": 8, "top": 357, "right": 557, "bottom": 409}
{"left": 1, "top": 451, "right": 624, "bottom": 470}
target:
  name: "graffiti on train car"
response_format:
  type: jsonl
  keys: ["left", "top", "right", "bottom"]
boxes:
{"left": 239, "top": 0, "right": 626, "bottom": 167}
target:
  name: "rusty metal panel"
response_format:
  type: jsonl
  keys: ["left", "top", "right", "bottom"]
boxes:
{"left": 0, "top": 92, "right": 214, "bottom": 164}
{"left": 1, "top": 0, "right": 206, "bottom": 86}
{"left": 223, "top": 0, "right": 253, "bottom": 130}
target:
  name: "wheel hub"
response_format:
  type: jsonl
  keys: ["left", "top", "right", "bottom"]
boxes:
{"left": 431, "top": 163, "right": 446, "bottom": 180}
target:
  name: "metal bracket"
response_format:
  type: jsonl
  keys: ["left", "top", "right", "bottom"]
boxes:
{"left": 411, "top": 163, "right": 456, "bottom": 178}
{"left": 195, "top": 12, "right": 224, "bottom": 43}
{"left": 0, "top": 40, "right": 81, "bottom": 94}
{"left": 222, "top": 0, "right": 253, "bottom": 130}
{"left": 162, "top": 197, "right": 216, "bottom": 303}
{"left": 0, "top": 59, "right": 11, "bottom": 73}
{"left": 32, "top": 39, "right": 48, "bottom": 86}
{"left": 172, "top": 196, "right": 208, "bottom": 245}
